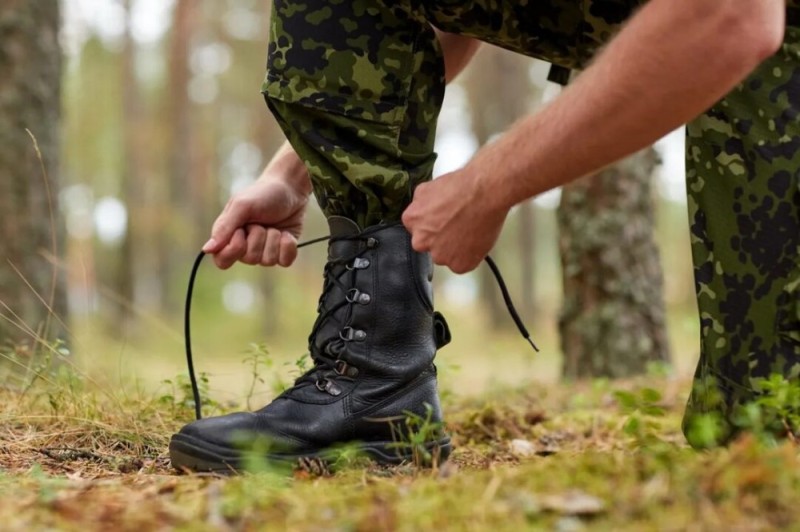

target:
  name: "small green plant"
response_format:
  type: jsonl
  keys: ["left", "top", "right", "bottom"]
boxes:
{"left": 243, "top": 343, "right": 274, "bottom": 409}
{"left": 232, "top": 432, "right": 293, "bottom": 478}
{"left": 159, "top": 371, "right": 220, "bottom": 418}
{"left": 327, "top": 442, "right": 371, "bottom": 471}
{"left": 684, "top": 412, "right": 727, "bottom": 449}
{"left": 683, "top": 376, "right": 731, "bottom": 448}
{"left": 287, "top": 352, "right": 310, "bottom": 380}
{"left": 386, "top": 404, "right": 447, "bottom": 468}
{"left": 0, "top": 338, "right": 72, "bottom": 395}
{"left": 243, "top": 342, "right": 290, "bottom": 402}
{"left": 613, "top": 387, "right": 666, "bottom": 447}
{"left": 684, "top": 374, "right": 800, "bottom": 448}
{"left": 734, "top": 374, "right": 800, "bottom": 444}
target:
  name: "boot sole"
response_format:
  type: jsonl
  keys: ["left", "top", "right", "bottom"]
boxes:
{"left": 169, "top": 432, "right": 452, "bottom": 474}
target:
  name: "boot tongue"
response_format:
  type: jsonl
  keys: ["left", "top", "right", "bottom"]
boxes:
{"left": 327, "top": 216, "right": 362, "bottom": 260}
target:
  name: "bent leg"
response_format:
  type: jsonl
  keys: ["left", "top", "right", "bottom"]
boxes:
{"left": 263, "top": 1, "right": 648, "bottom": 227}
{"left": 263, "top": 0, "right": 443, "bottom": 227}
{"left": 683, "top": 20, "right": 800, "bottom": 443}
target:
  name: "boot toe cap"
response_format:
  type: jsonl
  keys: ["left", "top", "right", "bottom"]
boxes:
{"left": 178, "top": 412, "right": 256, "bottom": 447}
{"left": 176, "top": 411, "right": 311, "bottom": 454}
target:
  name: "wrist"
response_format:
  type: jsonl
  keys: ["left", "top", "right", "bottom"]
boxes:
{"left": 260, "top": 143, "right": 313, "bottom": 196}
{"left": 276, "top": 167, "right": 313, "bottom": 197}
{"left": 466, "top": 152, "right": 516, "bottom": 215}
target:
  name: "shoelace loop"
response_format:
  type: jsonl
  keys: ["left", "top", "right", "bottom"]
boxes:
{"left": 292, "top": 225, "right": 389, "bottom": 397}
{"left": 184, "top": 232, "right": 538, "bottom": 420}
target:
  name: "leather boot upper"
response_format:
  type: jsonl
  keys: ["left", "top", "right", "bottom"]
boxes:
{"left": 176, "top": 217, "right": 448, "bottom": 453}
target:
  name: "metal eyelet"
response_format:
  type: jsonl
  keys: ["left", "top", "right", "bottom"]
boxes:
{"left": 325, "top": 380, "right": 342, "bottom": 396}
{"left": 366, "top": 237, "right": 379, "bottom": 249}
{"left": 346, "top": 257, "right": 370, "bottom": 271}
{"left": 352, "top": 257, "right": 370, "bottom": 269}
{"left": 315, "top": 378, "right": 342, "bottom": 396}
{"left": 336, "top": 360, "right": 359, "bottom": 378}
{"left": 346, "top": 288, "right": 371, "bottom": 305}
{"left": 339, "top": 327, "right": 366, "bottom": 342}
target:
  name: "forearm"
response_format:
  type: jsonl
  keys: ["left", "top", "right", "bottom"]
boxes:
{"left": 259, "top": 140, "right": 313, "bottom": 196}
{"left": 475, "top": 0, "right": 785, "bottom": 210}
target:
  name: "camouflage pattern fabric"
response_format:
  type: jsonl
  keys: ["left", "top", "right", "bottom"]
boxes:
{"left": 262, "top": 0, "right": 644, "bottom": 227}
{"left": 263, "top": 1, "right": 443, "bottom": 228}
{"left": 682, "top": 21, "right": 800, "bottom": 443}
{"left": 262, "top": 1, "right": 800, "bottom": 443}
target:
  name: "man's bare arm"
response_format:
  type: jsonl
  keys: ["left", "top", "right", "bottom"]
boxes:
{"left": 403, "top": 0, "right": 786, "bottom": 273}
{"left": 478, "top": 0, "right": 785, "bottom": 210}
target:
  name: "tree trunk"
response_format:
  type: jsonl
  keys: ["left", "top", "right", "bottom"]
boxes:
{"left": 155, "top": 0, "right": 195, "bottom": 313}
{"left": 558, "top": 148, "right": 670, "bottom": 378}
{"left": 113, "top": 0, "right": 143, "bottom": 327}
{"left": 0, "top": 1, "right": 67, "bottom": 349}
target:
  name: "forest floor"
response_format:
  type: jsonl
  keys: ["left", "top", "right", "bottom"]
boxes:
{"left": 4, "top": 354, "right": 800, "bottom": 532}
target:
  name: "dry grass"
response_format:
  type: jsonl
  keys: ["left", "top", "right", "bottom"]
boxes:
{"left": 4, "top": 360, "right": 800, "bottom": 531}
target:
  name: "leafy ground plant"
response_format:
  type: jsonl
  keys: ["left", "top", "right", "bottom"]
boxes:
{"left": 4, "top": 355, "right": 800, "bottom": 530}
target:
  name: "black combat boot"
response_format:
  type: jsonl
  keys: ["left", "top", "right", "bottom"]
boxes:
{"left": 169, "top": 216, "right": 452, "bottom": 472}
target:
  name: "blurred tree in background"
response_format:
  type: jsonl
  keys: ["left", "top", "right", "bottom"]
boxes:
{"left": 0, "top": 1, "right": 67, "bottom": 350}
{"left": 558, "top": 149, "right": 670, "bottom": 378}
{"left": 60, "top": 0, "right": 293, "bottom": 334}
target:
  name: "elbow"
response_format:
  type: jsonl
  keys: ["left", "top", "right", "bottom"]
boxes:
{"left": 720, "top": 0, "right": 785, "bottom": 68}
{"left": 748, "top": 10, "right": 785, "bottom": 63}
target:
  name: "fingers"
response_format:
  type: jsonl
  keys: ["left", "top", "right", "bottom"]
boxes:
{"left": 261, "top": 228, "right": 282, "bottom": 266}
{"left": 410, "top": 232, "right": 431, "bottom": 253}
{"left": 213, "top": 228, "right": 247, "bottom": 269}
{"left": 429, "top": 252, "right": 480, "bottom": 275}
{"left": 214, "top": 225, "right": 297, "bottom": 269}
{"left": 405, "top": 207, "right": 478, "bottom": 273}
{"left": 241, "top": 225, "right": 268, "bottom": 265}
{"left": 402, "top": 202, "right": 430, "bottom": 254}
{"left": 278, "top": 231, "right": 298, "bottom": 267}
{"left": 203, "top": 198, "right": 249, "bottom": 253}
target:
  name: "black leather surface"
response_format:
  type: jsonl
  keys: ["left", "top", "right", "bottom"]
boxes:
{"left": 172, "top": 217, "right": 449, "bottom": 465}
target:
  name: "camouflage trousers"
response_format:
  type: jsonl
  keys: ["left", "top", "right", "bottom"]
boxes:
{"left": 262, "top": 1, "right": 800, "bottom": 443}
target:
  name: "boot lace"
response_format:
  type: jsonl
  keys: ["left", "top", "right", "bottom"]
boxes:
{"left": 183, "top": 228, "right": 537, "bottom": 420}
{"left": 289, "top": 223, "right": 390, "bottom": 397}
